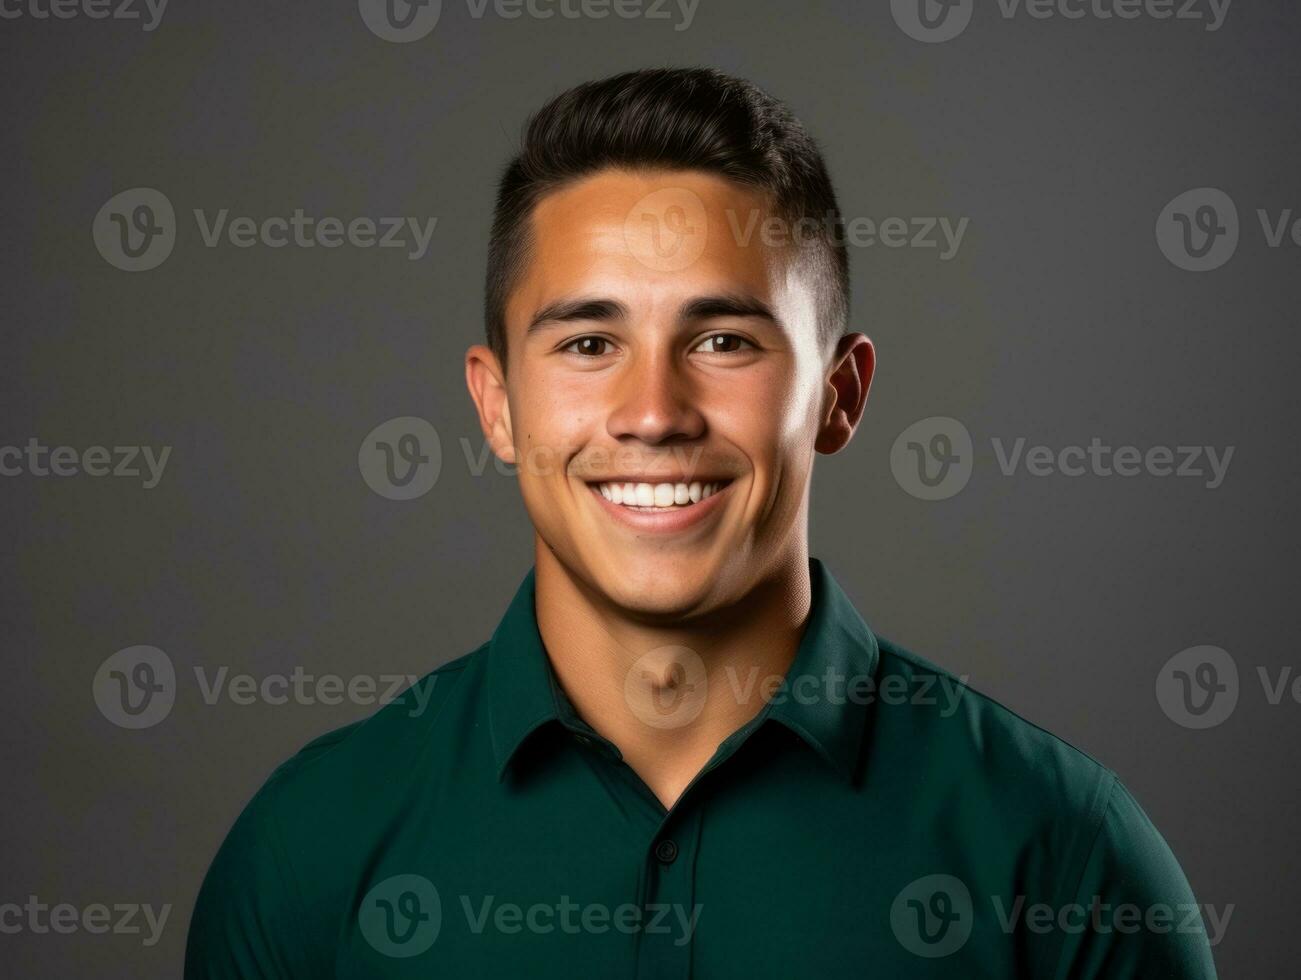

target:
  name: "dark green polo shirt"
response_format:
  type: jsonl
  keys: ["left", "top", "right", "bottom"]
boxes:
{"left": 186, "top": 560, "right": 1218, "bottom": 978}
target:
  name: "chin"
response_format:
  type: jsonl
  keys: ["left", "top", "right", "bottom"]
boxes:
{"left": 586, "top": 557, "right": 722, "bottom": 621}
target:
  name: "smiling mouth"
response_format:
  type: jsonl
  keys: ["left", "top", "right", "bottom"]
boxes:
{"left": 588, "top": 479, "right": 731, "bottom": 510}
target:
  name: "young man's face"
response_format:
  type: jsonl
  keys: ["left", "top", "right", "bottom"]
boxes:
{"left": 468, "top": 168, "right": 870, "bottom": 620}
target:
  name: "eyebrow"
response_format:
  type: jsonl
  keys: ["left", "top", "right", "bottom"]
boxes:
{"left": 527, "top": 298, "right": 626, "bottom": 334}
{"left": 526, "top": 293, "right": 778, "bottom": 334}
{"left": 680, "top": 293, "right": 776, "bottom": 323}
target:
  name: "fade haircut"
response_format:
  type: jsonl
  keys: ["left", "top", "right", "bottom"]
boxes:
{"left": 484, "top": 66, "right": 850, "bottom": 367}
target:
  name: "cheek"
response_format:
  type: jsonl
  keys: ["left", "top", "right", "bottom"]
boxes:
{"left": 706, "top": 363, "right": 818, "bottom": 464}
{"left": 509, "top": 377, "right": 597, "bottom": 486}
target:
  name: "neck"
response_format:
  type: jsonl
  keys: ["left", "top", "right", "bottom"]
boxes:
{"left": 534, "top": 542, "right": 812, "bottom": 810}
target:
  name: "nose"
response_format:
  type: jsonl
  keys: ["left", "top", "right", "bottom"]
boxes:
{"left": 605, "top": 349, "right": 706, "bottom": 445}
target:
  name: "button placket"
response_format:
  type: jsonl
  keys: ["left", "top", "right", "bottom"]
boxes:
{"left": 636, "top": 807, "right": 702, "bottom": 980}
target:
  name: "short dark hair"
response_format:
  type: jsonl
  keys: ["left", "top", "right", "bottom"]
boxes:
{"left": 484, "top": 66, "right": 849, "bottom": 366}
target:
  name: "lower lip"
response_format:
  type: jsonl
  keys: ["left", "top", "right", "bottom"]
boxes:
{"left": 587, "top": 482, "right": 732, "bottom": 534}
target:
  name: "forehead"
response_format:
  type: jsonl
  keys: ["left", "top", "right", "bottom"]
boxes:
{"left": 506, "top": 169, "right": 801, "bottom": 330}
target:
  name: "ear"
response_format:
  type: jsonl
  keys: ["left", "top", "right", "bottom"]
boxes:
{"left": 464, "top": 344, "right": 517, "bottom": 465}
{"left": 815, "top": 333, "right": 875, "bottom": 455}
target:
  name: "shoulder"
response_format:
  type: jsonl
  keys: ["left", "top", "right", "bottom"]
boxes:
{"left": 267, "top": 646, "right": 481, "bottom": 789}
{"left": 869, "top": 634, "right": 1217, "bottom": 977}
{"left": 872, "top": 632, "right": 1117, "bottom": 820}
{"left": 243, "top": 645, "right": 491, "bottom": 844}
{"left": 185, "top": 646, "right": 488, "bottom": 978}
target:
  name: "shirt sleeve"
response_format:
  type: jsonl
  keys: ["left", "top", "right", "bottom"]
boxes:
{"left": 184, "top": 778, "right": 324, "bottom": 980}
{"left": 1049, "top": 777, "right": 1220, "bottom": 980}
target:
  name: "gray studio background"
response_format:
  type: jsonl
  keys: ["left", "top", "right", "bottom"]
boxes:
{"left": 2, "top": 1, "right": 1297, "bottom": 976}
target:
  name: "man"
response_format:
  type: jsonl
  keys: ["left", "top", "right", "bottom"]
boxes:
{"left": 186, "top": 67, "right": 1218, "bottom": 978}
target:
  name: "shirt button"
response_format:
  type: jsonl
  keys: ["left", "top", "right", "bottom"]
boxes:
{"left": 655, "top": 839, "right": 678, "bottom": 865}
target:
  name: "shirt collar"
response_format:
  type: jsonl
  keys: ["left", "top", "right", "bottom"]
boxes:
{"left": 486, "top": 558, "right": 880, "bottom": 782}
{"left": 486, "top": 567, "right": 567, "bottom": 779}
{"left": 762, "top": 558, "right": 880, "bottom": 781}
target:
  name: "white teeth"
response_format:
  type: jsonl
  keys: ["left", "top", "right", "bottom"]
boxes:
{"left": 593, "top": 480, "right": 727, "bottom": 508}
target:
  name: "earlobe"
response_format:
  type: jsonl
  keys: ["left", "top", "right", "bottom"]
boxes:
{"left": 815, "top": 333, "right": 875, "bottom": 455}
{"left": 465, "top": 344, "right": 518, "bottom": 465}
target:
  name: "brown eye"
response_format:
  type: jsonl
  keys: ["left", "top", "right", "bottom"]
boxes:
{"left": 566, "top": 336, "right": 610, "bottom": 356}
{"left": 693, "top": 333, "right": 752, "bottom": 354}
